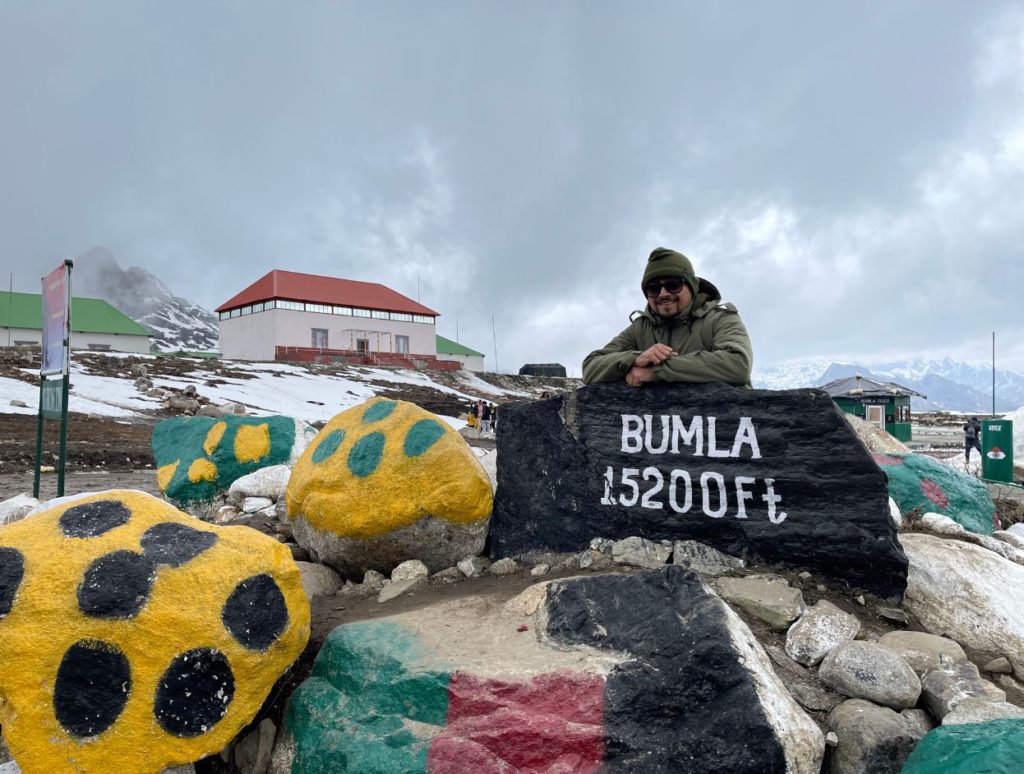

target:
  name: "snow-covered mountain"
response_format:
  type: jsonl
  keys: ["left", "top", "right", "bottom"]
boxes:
{"left": 754, "top": 357, "right": 1024, "bottom": 412}
{"left": 73, "top": 246, "right": 219, "bottom": 353}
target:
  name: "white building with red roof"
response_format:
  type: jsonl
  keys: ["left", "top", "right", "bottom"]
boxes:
{"left": 216, "top": 270, "right": 450, "bottom": 367}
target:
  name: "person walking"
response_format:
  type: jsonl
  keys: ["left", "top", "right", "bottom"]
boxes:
{"left": 964, "top": 417, "right": 982, "bottom": 466}
{"left": 481, "top": 402, "right": 493, "bottom": 434}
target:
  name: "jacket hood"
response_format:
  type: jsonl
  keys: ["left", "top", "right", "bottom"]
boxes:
{"left": 633, "top": 276, "right": 723, "bottom": 324}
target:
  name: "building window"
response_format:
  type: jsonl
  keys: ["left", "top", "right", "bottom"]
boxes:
{"left": 278, "top": 300, "right": 303, "bottom": 311}
{"left": 371, "top": 310, "right": 389, "bottom": 320}
{"left": 241, "top": 305, "right": 252, "bottom": 315}
{"left": 219, "top": 311, "right": 230, "bottom": 320}
{"left": 332, "top": 306, "right": 352, "bottom": 315}
{"left": 413, "top": 315, "right": 435, "bottom": 325}
{"left": 252, "top": 302, "right": 264, "bottom": 313}
{"left": 312, "top": 328, "right": 329, "bottom": 349}
{"left": 356, "top": 338, "right": 369, "bottom": 354}
{"left": 230, "top": 308, "right": 241, "bottom": 318}
{"left": 390, "top": 312, "right": 413, "bottom": 322}
{"left": 265, "top": 300, "right": 276, "bottom": 310}
{"left": 352, "top": 308, "right": 371, "bottom": 318}
{"left": 307, "top": 303, "right": 331, "bottom": 314}
{"left": 395, "top": 335, "right": 409, "bottom": 354}
{"left": 88, "top": 343, "right": 111, "bottom": 351}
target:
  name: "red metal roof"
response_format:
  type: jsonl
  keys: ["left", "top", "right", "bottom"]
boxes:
{"left": 216, "top": 270, "right": 439, "bottom": 316}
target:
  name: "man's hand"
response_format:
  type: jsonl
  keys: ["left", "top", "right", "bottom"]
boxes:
{"left": 625, "top": 365, "right": 656, "bottom": 387}
{"left": 633, "top": 343, "right": 677, "bottom": 368}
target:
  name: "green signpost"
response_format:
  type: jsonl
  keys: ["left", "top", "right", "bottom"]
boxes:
{"left": 981, "top": 419, "right": 1014, "bottom": 484}
{"left": 33, "top": 259, "right": 73, "bottom": 498}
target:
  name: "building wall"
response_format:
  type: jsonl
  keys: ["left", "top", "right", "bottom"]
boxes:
{"left": 219, "top": 308, "right": 437, "bottom": 361}
{"left": 437, "top": 353, "right": 485, "bottom": 372}
{"left": 0, "top": 327, "right": 150, "bottom": 353}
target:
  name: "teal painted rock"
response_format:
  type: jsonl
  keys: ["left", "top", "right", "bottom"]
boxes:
{"left": 901, "top": 717, "right": 1024, "bottom": 773}
{"left": 873, "top": 453, "right": 996, "bottom": 534}
{"left": 153, "top": 416, "right": 315, "bottom": 509}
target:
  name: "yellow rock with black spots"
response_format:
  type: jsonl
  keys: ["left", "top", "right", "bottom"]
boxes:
{"left": 0, "top": 490, "right": 310, "bottom": 774}
{"left": 285, "top": 398, "right": 493, "bottom": 576}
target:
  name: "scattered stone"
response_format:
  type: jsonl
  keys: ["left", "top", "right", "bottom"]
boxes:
{"left": 942, "top": 698, "right": 1024, "bottom": 725}
{"left": 877, "top": 630, "right": 967, "bottom": 676}
{"left": 789, "top": 683, "right": 844, "bottom": 713}
{"left": 242, "top": 496, "right": 275, "bottom": 514}
{"left": 920, "top": 661, "right": 1006, "bottom": 720}
{"left": 984, "top": 656, "right": 1013, "bottom": 674}
{"left": 876, "top": 607, "right": 909, "bottom": 625}
{"left": 8, "top": 400, "right": 27, "bottom": 408}
{"left": 855, "top": 595, "right": 866, "bottom": 606}
{"left": 491, "top": 383, "right": 908, "bottom": 598}
{"left": 578, "top": 549, "right": 613, "bottom": 570}
{"left": 457, "top": 556, "right": 489, "bottom": 577}
{"left": 390, "top": 559, "right": 429, "bottom": 583}
{"left": 295, "top": 561, "right": 343, "bottom": 600}
{"left": 996, "top": 674, "right": 1024, "bottom": 707}
{"left": 817, "top": 584, "right": 828, "bottom": 592}
{"left": 589, "top": 537, "right": 614, "bottom": 554}
{"left": 900, "top": 708, "right": 935, "bottom": 737}
{"left": 0, "top": 495, "right": 39, "bottom": 527}
{"left": 530, "top": 563, "right": 550, "bottom": 577}
{"left": 919, "top": 512, "right": 967, "bottom": 536}
{"left": 228, "top": 465, "right": 292, "bottom": 505}
{"left": 233, "top": 717, "right": 276, "bottom": 774}
{"left": 672, "top": 539, "right": 746, "bottom": 576}
{"left": 785, "top": 599, "right": 861, "bottom": 666}
{"left": 902, "top": 717, "right": 1024, "bottom": 773}
{"left": 285, "top": 399, "right": 493, "bottom": 576}
{"left": 996, "top": 529, "right": 1024, "bottom": 550}
{"left": 715, "top": 575, "right": 806, "bottom": 631}
{"left": 610, "top": 536, "right": 671, "bottom": 569}
{"left": 798, "top": 571, "right": 812, "bottom": 579}
{"left": 214, "top": 504, "right": 242, "bottom": 523}
{"left": 825, "top": 731, "right": 839, "bottom": 747}
{"left": 818, "top": 641, "right": 921, "bottom": 709}
{"left": 826, "top": 698, "right": 924, "bottom": 774}
{"left": 488, "top": 557, "right": 519, "bottom": 576}
{"left": 377, "top": 576, "right": 426, "bottom": 603}
{"left": 362, "top": 570, "right": 386, "bottom": 592}
{"left": 889, "top": 497, "right": 902, "bottom": 529}
{"left": 0, "top": 490, "right": 309, "bottom": 773}
{"left": 901, "top": 534, "right": 1024, "bottom": 674}
{"left": 430, "top": 567, "right": 463, "bottom": 584}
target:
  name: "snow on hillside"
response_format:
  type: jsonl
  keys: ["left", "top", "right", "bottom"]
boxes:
{"left": 0, "top": 357, "right": 541, "bottom": 426}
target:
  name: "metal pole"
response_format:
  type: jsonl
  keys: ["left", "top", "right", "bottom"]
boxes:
{"left": 57, "top": 372, "right": 70, "bottom": 496}
{"left": 7, "top": 273, "right": 11, "bottom": 347}
{"left": 992, "top": 331, "right": 996, "bottom": 418}
{"left": 32, "top": 377, "right": 45, "bottom": 499}
{"left": 491, "top": 315, "right": 499, "bottom": 373}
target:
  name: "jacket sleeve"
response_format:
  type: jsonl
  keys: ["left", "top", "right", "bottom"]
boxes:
{"left": 582, "top": 324, "right": 642, "bottom": 384}
{"left": 652, "top": 308, "right": 753, "bottom": 386}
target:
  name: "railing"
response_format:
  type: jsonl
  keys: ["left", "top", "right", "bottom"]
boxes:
{"left": 274, "top": 346, "right": 461, "bottom": 371}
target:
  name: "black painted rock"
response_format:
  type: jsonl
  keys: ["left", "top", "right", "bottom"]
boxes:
{"left": 492, "top": 382, "right": 907, "bottom": 598}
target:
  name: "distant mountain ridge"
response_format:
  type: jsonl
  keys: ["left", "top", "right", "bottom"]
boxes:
{"left": 73, "top": 246, "right": 219, "bottom": 353}
{"left": 754, "top": 357, "right": 1024, "bottom": 413}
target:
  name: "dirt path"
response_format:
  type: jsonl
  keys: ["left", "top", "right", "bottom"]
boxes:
{"left": 0, "top": 468, "right": 161, "bottom": 502}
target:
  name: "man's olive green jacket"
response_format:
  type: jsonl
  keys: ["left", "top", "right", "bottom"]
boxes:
{"left": 582, "top": 278, "right": 753, "bottom": 387}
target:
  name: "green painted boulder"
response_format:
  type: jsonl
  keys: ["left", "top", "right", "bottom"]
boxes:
{"left": 153, "top": 415, "right": 315, "bottom": 509}
{"left": 901, "top": 717, "right": 1024, "bottom": 773}
{"left": 873, "top": 453, "right": 996, "bottom": 534}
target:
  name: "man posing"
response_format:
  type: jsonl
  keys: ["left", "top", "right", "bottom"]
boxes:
{"left": 582, "top": 247, "right": 752, "bottom": 387}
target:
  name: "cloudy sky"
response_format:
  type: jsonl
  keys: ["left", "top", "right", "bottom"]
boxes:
{"left": 2, "top": 1, "right": 1023, "bottom": 376}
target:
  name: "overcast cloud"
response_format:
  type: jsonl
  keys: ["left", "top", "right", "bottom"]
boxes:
{"left": 2, "top": 1, "right": 1022, "bottom": 375}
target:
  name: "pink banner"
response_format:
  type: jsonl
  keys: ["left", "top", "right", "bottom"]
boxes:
{"left": 41, "top": 262, "right": 70, "bottom": 375}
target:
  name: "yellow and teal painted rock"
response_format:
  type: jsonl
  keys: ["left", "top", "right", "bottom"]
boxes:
{"left": 0, "top": 489, "right": 310, "bottom": 774}
{"left": 285, "top": 398, "right": 493, "bottom": 575}
{"left": 152, "top": 415, "right": 315, "bottom": 510}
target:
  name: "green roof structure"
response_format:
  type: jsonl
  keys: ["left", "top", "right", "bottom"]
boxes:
{"left": 0, "top": 291, "right": 151, "bottom": 336}
{"left": 435, "top": 335, "right": 484, "bottom": 357}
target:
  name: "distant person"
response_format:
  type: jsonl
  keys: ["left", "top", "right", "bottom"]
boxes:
{"left": 582, "top": 247, "right": 753, "bottom": 387}
{"left": 964, "top": 416, "right": 982, "bottom": 465}
{"left": 491, "top": 403, "right": 498, "bottom": 432}
{"left": 481, "top": 402, "right": 493, "bottom": 434}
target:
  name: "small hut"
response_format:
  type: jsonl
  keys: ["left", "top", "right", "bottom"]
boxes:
{"left": 820, "top": 374, "right": 925, "bottom": 442}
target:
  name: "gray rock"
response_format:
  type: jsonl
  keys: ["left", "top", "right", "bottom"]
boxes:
{"left": 818, "top": 641, "right": 921, "bottom": 710}
{"left": 166, "top": 395, "right": 200, "bottom": 413}
{"left": 919, "top": 512, "right": 966, "bottom": 536}
{"left": 241, "top": 496, "right": 275, "bottom": 514}
{"left": 578, "top": 549, "right": 613, "bottom": 570}
{"left": 489, "top": 557, "right": 520, "bottom": 575}
{"left": 228, "top": 465, "right": 292, "bottom": 504}
{"left": 1006, "top": 523, "right": 1024, "bottom": 539}
{"left": 920, "top": 661, "right": 1007, "bottom": 720}
{"left": 899, "top": 708, "right": 934, "bottom": 737}
{"left": 611, "top": 536, "right": 672, "bottom": 569}
{"left": 0, "top": 493, "right": 39, "bottom": 527}
{"left": 825, "top": 731, "right": 839, "bottom": 747}
{"left": 589, "top": 537, "right": 614, "bottom": 554}
{"left": 876, "top": 630, "right": 967, "bottom": 676}
{"left": 8, "top": 400, "right": 26, "bottom": 408}
{"left": 826, "top": 698, "right": 923, "bottom": 774}
{"left": 942, "top": 698, "right": 1024, "bottom": 725}
{"left": 378, "top": 576, "right": 427, "bottom": 603}
{"left": 362, "top": 569, "right": 387, "bottom": 592}
{"left": 391, "top": 559, "right": 429, "bottom": 583}
{"left": 790, "top": 682, "right": 844, "bottom": 713}
{"left": 288, "top": 543, "right": 310, "bottom": 562}
{"left": 267, "top": 730, "right": 296, "bottom": 774}
{"left": 785, "top": 599, "right": 861, "bottom": 666}
{"left": 431, "top": 566, "right": 464, "bottom": 584}
{"left": 876, "top": 607, "right": 909, "bottom": 625}
{"left": 984, "top": 656, "right": 1014, "bottom": 674}
{"left": 530, "top": 563, "right": 550, "bottom": 577}
{"left": 996, "top": 673, "right": 1024, "bottom": 706}
{"left": 296, "top": 561, "right": 343, "bottom": 599}
{"left": 672, "top": 539, "right": 746, "bottom": 576}
{"left": 457, "top": 556, "right": 490, "bottom": 577}
{"left": 715, "top": 575, "right": 806, "bottom": 631}
{"left": 234, "top": 717, "right": 277, "bottom": 774}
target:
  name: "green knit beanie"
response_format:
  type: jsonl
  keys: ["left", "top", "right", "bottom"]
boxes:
{"left": 642, "top": 247, "right": 698, "bottom": 295}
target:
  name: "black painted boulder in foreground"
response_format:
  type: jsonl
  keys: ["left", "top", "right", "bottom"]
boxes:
{"left": 546, "top": 566, "right": 824, "bottom": 772}
{"left": 492, "top": 382, "right": 907, "bottom": 597}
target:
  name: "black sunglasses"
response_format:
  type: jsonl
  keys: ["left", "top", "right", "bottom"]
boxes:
{"left": 643, "top": 277, "right": 686, "bottom": 297}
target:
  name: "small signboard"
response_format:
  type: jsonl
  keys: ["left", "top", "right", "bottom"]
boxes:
{"left": 41, "top": 378, "right": 64, "bottom": 420}
{"left": 982, "top": 419, "right": 1014, "bottom": 484}
{"left": 41, "top": 262, "right": 71, "bottom": 376}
